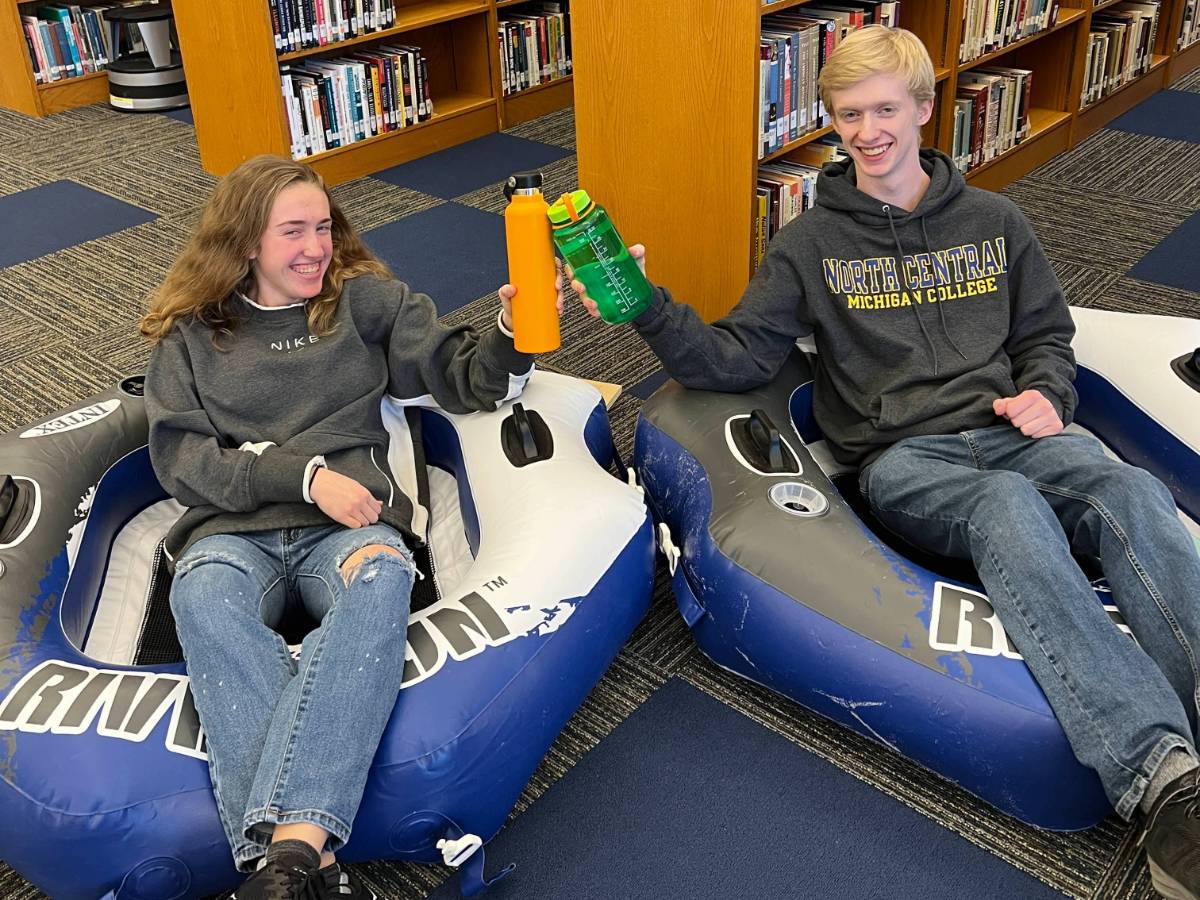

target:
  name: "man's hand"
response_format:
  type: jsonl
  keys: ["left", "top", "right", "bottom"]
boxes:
{"left": 993, "top": 389, "right": 1063, "bottom": 439}
{"left": 498, "top": 259, "right": 566, "bottom": 332}
{"left": 310, "top": 468, "right": 382, "bottom": 528}
{"left": 571, "top": 244, "right": 646, "bottom": 319}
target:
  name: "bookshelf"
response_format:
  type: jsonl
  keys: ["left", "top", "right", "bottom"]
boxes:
{"left": 0, "top": 0, "right": 573, "bottom": 179}
{"left": 572, "top": 0, "right": 1199, "bottom": 322}
{"left": 0, "top": 1, "right": 111, "bottom": 116}
{"left": 167, "top": 0, "right": 572, "bottom": 186}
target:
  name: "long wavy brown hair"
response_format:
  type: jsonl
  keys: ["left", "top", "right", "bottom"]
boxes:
{"left": 140, "top": 155, "right": 390, "bottom": 344}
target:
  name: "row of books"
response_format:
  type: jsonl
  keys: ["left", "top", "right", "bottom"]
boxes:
{"left": 952, "top": 67, "right": 1033, "bottom": 173}
{"left": 958, "top": 0, "right": 1059, "bottom": 63}
{"left": 759, "top": 2, "right": 901, "bottom": 160}
{"left": 269, "top": 0, "right": 397, "bottom": 54}
{"left": 498, "top": 5, "right": 572, "bottom": 97}
{"left": 1182, "top": 0, "right": 1200, "bottom": 49}
{"left": 281, "top": 46, "right": 433, "bottom": 159}
{"left": 753, "top": 139, "right": 848, "bottom": 267}
{"left": 1080, "top": 1, "right": 1161, "bottom": 108}
{"left": 21, "top": 2, "right": 150, "bottom": 84}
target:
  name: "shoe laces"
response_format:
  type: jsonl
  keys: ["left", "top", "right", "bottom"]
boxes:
{"left": 270, "top": 863, "right": 322, "bottom": 900}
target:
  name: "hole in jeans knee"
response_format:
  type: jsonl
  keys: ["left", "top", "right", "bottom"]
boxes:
{"left": 339, "top": 544, "right": 406, "bottom": 586}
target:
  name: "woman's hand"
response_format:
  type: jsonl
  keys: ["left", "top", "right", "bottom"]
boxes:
{"left": 310, "top": 468, "right": 382, "bottom": 528}
{"left": 498, "top": 260, "right": 566, "bottom": 332}
{"left": 571, "top": 244, "right": 646, "bottom": 318}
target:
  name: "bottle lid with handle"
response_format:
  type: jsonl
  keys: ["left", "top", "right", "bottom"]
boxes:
{"left": 547, "top": 190, "right": 596, "bottom": 228}
{"left": 504, "top": 170, "right": 544, "bottom": 200}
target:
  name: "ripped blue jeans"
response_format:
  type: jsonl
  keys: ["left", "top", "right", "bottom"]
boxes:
{"left": 863, "top": 425, "right": 1200, "bottom": 819}
{"left": 171, "top": 524, "right": 414, "bottom": 870}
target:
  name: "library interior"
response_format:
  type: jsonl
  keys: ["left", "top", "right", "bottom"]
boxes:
{"left": 1, "top": 0, "right": 1200, "bottom": 898}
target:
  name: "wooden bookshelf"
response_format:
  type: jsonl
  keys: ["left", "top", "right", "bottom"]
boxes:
{"left": 0, "top": 0, "right": 575, "bottom": 180}
{"left": 164, "top": 0, "right": 574, "bottom": 184}
{"left": 0, "top": 0, "right": 113, "bottom": 116}
{"left": 572, "top": 0, "right": 1200, "bottom": 322}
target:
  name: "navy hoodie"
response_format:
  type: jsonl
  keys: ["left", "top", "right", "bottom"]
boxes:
{"left": 633, "top": 148, "right": 1077, "bottom": 469}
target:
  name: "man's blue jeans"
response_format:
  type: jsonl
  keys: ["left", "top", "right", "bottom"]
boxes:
{"left": 171, "top": 524, "right": 415, "bottom": 870}
{"left": 861, "top": 424, "right": 1200, "bottom": 819}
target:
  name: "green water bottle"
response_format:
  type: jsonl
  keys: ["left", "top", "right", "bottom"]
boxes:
{"left": 547, "top": 190, "right": 653, "bottom": 324}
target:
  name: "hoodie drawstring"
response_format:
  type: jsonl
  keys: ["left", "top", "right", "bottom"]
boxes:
{"left": 920, "top": 217, "right": 969, "bottom": 363}
{"left": 883, "top": 204, "right": 941, "bottom": 376}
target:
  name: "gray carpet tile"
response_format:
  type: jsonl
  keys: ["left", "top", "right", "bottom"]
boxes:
{"left": 503, "top": 106, "right": 576, "bottom": 150}
{"left": 1024, "top": 128, "right": 1200, "bottom": 207}
{"left": 1051, "top": 260, "right": 1124, "bottom": 308}
{"left": 0, "top": 342, "right": 127, "bottom": 433}
{"left": 331, "top": 178, "right": 445, "bottom": 233}
{"left": 1002, "top": 178, "right": 1194, "bottom": 273}
{"left": 71, "top": 141, "right": 218, "bottom": 217}
{"left": 453, "top": 155, "right": 579, "bottom": 214}
{"left": 4, "top": 105, "right": 195, "bottom": 173}
{"left": 0, "top": 158, "right": 49, "bottom": 196}
{"left": 1091, "top": 275, "right": 1200, "bottom": 316}
{"left": 1173, "top": 66, "right": 1200, "bottom": 93}
{"left": 0, "top": 107, "right": 54, "bottom": 147}
{"left": 0, "top": 218, "right": 189, "bottom": 336}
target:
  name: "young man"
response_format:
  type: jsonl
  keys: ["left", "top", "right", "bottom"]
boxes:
{"left": 573, "top": 26, "right": 1200, "bottom": 899}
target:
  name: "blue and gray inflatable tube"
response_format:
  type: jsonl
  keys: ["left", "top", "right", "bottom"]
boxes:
{"left": 0, "top": 370, "right": 655, "bottom": 899}
{"left": 634, "top": 306, "right": 1200, "bottom": 831}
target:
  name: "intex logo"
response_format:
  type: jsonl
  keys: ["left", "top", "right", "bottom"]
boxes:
{"left": 19, "top": 400, "right": 120, "bottom": 438}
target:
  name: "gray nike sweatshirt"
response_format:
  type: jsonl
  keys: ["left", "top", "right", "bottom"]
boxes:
{"left": 633, "top": 148, "right": 1077, "bottom": 469}
{"left": 146, "top": 274, "right": 533, "bottom": 562}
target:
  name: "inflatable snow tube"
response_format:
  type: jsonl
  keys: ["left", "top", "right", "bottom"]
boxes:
{"left": 0, "top": 370, "right": 655, "bottom": 899}
{"left": 634, "top": 306, "right": 1200, "bottom": 831}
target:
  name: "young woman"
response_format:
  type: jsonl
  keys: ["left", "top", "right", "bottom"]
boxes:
{"left": 140, "top": 154, "right": 557, "bottom": 900}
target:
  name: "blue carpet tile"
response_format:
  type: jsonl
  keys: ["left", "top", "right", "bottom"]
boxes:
{"left": 0, "top": 180, "right": 157, "bottom": 269}
{"left": 1127, "top": 208, "right": 1200, "bottom": 291}
{"left": 162, "top": 107, "right": 194, "bottom": 125}
{"left": 1109, "top": 90, "right": 1200, "bottom": 143}
{"left": 373, "top": 132, "right": 573, "bottom": 200}
{"left": 362, "top": 202, "right": 507, "bottom": 315}
{"left": 630, "top": 368, "right": 670, "bottom": 401}
{"left": 429, "top": 678, "right": 1066, "bottom": 900}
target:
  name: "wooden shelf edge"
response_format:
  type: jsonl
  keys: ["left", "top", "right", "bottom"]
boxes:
{"left": 759, "top": 123, "right": 836, "bottom": 164}
{"left": 963, "top": 108, "right": 1070, "bottom": 180}
{"left": 277, "top": 0, "right": 488, "bottom": 62}
{"left": 35, "top": 68, "right": 110, "bottom": 114}
{"left": 307, "top": 101, "right": 496, "bottom": 184}
{"left": 35, "top": 69, "right": 107, "bottom": 91}
{"left": 957, "top": 8, "right": 1086, "bottom": 72}
{"left": 501, "top": 75, "right": 572, "bottom": 128}
{"left": 1168, "top": 40, "right": 1200, "bottom": 83}
{"left": 1074, "top": 60, "right": 1167, "bottom": 139}
{"left": 759, "top": 0, "right": 812, "bottom": 14}
{"left": 935, "top": 66, "right": 953, "bottom": 82}
{"left": 300, "top": 93, "right": 494, "bottom": 165}
{"left": 1091, "top": 0, "right": 1126, "bottom": 12}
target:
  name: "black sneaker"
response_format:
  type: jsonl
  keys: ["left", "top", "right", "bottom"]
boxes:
{"left": 314, "top": 862, "right": 376, "bottom": 900}
{"left": 234, "top": 840, "right": 321, "bottom": 900}
{"left": 1144, "top": 768, "right": 1200, "bottom": 900}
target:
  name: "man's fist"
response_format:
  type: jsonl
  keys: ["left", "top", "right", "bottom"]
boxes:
{"left": 993, "top": 389, "right": 1063, "bottom": 439}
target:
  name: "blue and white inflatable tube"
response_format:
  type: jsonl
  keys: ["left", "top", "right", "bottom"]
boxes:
{"left": 634, "top": 307, "right": 1200, "bottom": 831}
{"left": 0, "top": 370, "right": 655, "bottom": 899}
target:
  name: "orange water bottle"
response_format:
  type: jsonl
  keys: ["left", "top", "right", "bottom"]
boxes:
{"left": 503, "top": 171, "right": 560, "bottom": 353}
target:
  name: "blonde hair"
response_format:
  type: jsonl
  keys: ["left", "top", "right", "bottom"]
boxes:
{"left": 818, "top": 26, "right": 936, "bottom": 115}
{"left": 140, "top": 154, "right": 390, "bottom": 344}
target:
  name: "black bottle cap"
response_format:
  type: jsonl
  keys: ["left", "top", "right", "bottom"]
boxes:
{"left": 503, "top": 171, "right": 543, "bottom": 201}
